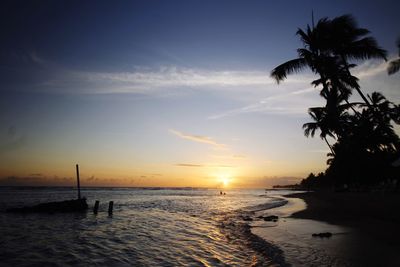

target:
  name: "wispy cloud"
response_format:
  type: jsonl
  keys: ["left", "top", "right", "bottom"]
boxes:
{"left": 208, "top": 87, "right": 316, "bottom": 119}
{"left": 174, "top": 163, "right": 235, "bottom": 168}
{"left": 175, "top": 163, "right": 204, "bottom": 167}
{"left": 169, "top": 129, "right": 226, "bottom": 148}
{"left": 30, "top": 64, "right": 281, "bottom": 94}
{"left": 353, "top": 58, "right": 391, "bottom": 79}
{"left": 84, "top": 67, "right": 277, "bottom": 92}
{"left": 25, "top": 58, "right": 312, "bottom": 95}
{"left": 207, "top": 58, "right": 398, "bottom": 120}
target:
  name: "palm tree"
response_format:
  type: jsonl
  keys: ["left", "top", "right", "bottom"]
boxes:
{"left": 271, "top": 19, "right": 330, "bottom": 88}
{"left": 303, "top": 87, "right": 355, "bottom": 155}
{"left": 303, "top": 107, "right": 335, "bottom": 154}
{"left": 388, "top": 38, "right": 400, "bottom": 75}
{"left": 364, "top": 92, "right": 400, "bottom": 153}
{"left": 328, "top": 15, "right": 387, "bottom": 106}
{"left": 271, "top": 15, "right": 387, "bottom": 107}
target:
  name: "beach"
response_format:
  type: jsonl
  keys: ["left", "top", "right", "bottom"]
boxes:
{"left": 2, "top": 187, "right": 400, "bottom": 266}
{"left": 251, "top": 191, "right": 400, "bottom": 266}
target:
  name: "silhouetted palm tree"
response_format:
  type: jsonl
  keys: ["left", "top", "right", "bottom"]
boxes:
{"left": 271, "top": 15, "right": 387, "bottom": 107}
{"left": 303, "top": 88, "right": 355, "bottom": 155}
{"left": 388, "top": 38, "right": 400, "bottom": 75}
{"left": 365, "top": 92, "right": 400, "bottom": 153}
{"left": 303, "top": 107, "right": 335, "bottom": 154}
{"left": 271, "top": 20, "right": 330, "bottom": 89}
{"left": 328, "top": 15, "right": 387, "bottom": 106}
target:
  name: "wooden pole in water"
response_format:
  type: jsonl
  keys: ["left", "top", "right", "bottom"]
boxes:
{"left": 93, "top": 200, "right": 99, "bottom": 214}
{"left": 76, "top": 164, "right": 81, "bottom": 200}
{"left": 108, "top": 201, "right": 114, "bottom": 215}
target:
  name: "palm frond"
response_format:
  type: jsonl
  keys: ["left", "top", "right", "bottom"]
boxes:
{"left": 343, "top": 37, "right": 387, "bottom": 61}
{"left": 388, "top": 59, "right": 400, "bottom": 75}
{"left": 303, "top": 122, "right": 317, "bottom": 137}
{"left": 270, "top": 58, "right": 308, "bottom": 83}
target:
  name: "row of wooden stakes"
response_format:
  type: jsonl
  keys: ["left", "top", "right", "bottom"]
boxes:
{"left": 93, "top": 200, "right": 114, "bottom": 215}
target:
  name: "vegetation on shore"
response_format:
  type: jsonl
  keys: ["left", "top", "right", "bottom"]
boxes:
{"left": 271, "top": 14, "right": 400, "bottom": 191}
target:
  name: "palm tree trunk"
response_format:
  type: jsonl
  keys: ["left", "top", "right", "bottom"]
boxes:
{"left": 354, "top": 87, "right": 372, "bottom": 107}
{"left": 324, "top": 137, "right": 335, "bottom": 155}
{"left": 340, "top": 55, "right": 372, "bottom": 107}
{"left": 344, "top": 98, "right": 361, "bottom": 117}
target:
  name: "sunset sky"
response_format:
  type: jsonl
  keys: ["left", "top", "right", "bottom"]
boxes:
{"left": 1, "top": 0, "right": 400, "bottom": 188}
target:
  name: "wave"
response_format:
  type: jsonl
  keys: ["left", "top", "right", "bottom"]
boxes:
{"left": 214, "top": 197, "right": 291, "bottom": 266}
{"left": 242, "top": 197, "right": 289, "bottom": 212}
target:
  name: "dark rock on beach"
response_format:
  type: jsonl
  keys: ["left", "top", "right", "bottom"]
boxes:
{"left": 263, "top": 215, "right": 279, "bottom": 222}
{"left": 242, "top": 216, "right": 253, "bottom": 221}
{"left": 312, "top": 232, "right": 333, "bottom": 238}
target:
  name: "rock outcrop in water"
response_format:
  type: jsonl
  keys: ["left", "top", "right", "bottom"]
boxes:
{"left": 6, "top": 198, "right": 88, "bottom": 213}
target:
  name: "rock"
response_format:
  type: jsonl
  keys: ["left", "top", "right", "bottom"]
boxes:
{"left": 242, "top": 216, "right": 253, "bottom": 221}
{"left": 312, "top": 232, "right": 332, "bottom": 238}
{"left": 263, "top": 215, "right": 279, "bottom": 222}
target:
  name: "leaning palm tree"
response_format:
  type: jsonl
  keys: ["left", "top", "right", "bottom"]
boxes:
{"left": 388, "top": 38, "right": 400, "bottom": 75}
{"left": 271, "top": 15, "right": 387, "bottom": 108}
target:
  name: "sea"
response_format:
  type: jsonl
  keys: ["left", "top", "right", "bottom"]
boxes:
{"left": 0, "top": 187, "right": 292, "bottom": 267}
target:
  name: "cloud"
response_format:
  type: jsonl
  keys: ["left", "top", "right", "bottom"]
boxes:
{"left": 169, "top": 129, "right": 226, "bottom": 148}
{"left": 353, "top": 58, "right": 390, "bottom": 79}
{"left": 174, "top": 163, "right": 235, "bottom": 168}
{"left": 17, "top": 57, "right": 311, "bottom": 96}
{"left": 208, "top": 87, "right": 315, "bottom": 119}
{"left": 83, "top": 66, "right": 277, "bottom": 92}
{"left": 207, "top": 58, "right": 400, "bottom": 120}
{"left": 175, "top": 163, "right": 204, "bottom": 167}
{"left": 22, "top": 63, "right": 281, "bottom": 95}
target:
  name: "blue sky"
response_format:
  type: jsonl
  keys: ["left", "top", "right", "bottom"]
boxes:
{"left": 1, "top": 0, "right": 400, "bottom": 187}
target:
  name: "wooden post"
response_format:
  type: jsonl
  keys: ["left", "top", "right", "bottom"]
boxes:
{"left": 76, "top": 164, "right": 81, "bottom": 200}
{"left": 108, "top": 201, "right": 114, "bottom": 215}
{"left": 93, "top": 200, "right": 99, "bottom": 214}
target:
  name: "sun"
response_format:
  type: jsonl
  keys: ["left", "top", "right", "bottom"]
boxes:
{"left": 218, "top": 174, "right": 232, "bottom": 187}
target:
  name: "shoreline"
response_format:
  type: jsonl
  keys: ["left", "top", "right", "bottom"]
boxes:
{"left": 286, "top": 191, "right": 400, "bottom": 222}
{"left": 251, "top": 192, "right": 400, "bottom": 266}
{"left": 285, "top": 191, "right": 400, "bottom": 243}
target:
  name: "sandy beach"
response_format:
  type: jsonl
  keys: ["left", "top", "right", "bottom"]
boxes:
{"left": 251, "top": 192, "right": 400, "bottom": 266}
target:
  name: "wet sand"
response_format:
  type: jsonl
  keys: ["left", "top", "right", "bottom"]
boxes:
{"left": 286, "top": 191, "right": 400, "bottom": 245}
{"left": 251, "top": 193, "right": 400, "bottom": 266}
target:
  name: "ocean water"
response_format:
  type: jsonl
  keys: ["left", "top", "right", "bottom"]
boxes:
{"left": 0, "top": 187, "right": 290, "bottom": 266}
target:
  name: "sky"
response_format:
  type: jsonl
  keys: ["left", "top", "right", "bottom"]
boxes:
{"left": 1, "top": 0, "right": 400, "bottom": 188}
